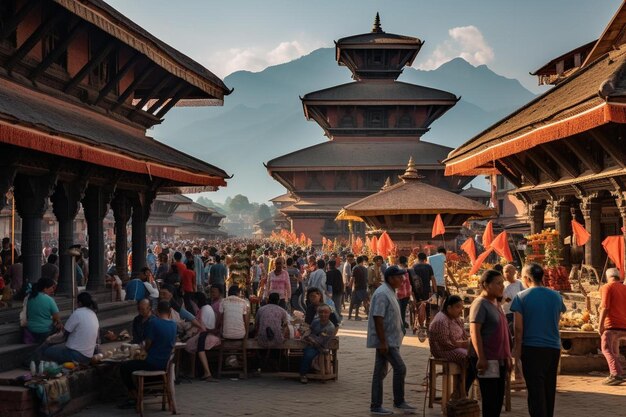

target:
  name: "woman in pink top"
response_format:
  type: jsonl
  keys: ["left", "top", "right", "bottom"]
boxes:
{"left": 266, "top": 256, "right": 291, "bottom": 310}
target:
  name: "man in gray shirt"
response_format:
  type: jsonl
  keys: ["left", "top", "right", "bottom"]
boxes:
{"left": 367, "top": 266, "right": 416, "bottom": 415}
{"left": 41, "top": 254, "right": 60, "bottom": 281}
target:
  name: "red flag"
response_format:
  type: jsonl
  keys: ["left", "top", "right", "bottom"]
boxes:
{"left": 470, "top": 247, "right": 494, "bottom": 275}
{"left": 602, "top": 236, "right": 624, "bottom": 277}
{"left": 483, "top": 220, "right": 494, "bottom": 247}
{"left": 571, "top": 220, "right": 590, "bottom": 246}
{"left": 490, "top": 231, "right": 513, "bottom": 262}
{"left": 431, "top": 214, "right": 446, "bottom": 238}
{"left": 460, "top": 237, "right": 477, "bottom": 264}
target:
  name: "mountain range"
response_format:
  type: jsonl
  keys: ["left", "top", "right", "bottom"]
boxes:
{"left": 151, "top": 48, "right": 537, "bottom": 203}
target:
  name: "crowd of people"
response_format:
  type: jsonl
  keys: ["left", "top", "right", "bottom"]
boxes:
{"left": 7, "top": 236, "right": 626, "bottom": 417}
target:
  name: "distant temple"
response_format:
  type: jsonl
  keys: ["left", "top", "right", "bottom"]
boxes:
{"left": 266, "top": 14, "right": 472, "bottom": 243}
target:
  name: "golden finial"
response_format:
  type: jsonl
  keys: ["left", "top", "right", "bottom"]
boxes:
{"left": 372, "top": 12, "right": 383, "bottom": 33}
{"left": 400, "top": 156, "right": 424, "bottom": 181}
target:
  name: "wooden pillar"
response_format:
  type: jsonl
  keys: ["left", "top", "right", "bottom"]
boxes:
{"left": 111, "top": 193, "right": 131, "bottom": 282}
{"left": 14, "top": 174, "right": 56, "bottom": 285}
{"left": 130, "top": 191, "right": 155, "bottom": 278}
{"left": 553, "top": 199, "right": 572, "bottom": 267}
{"left": 82, "top": 185, "right": 113, "bottom": 291}
{"left": 527, "top": 200, "right": 546, "bottom": 235}
{"left": 615, "top": 193, "right": 626, "bottom": 275}
{"left": 580, "top": 194, "right": 602, "bottom": 271}
{"left": 51, "top": 183, "right": 84, "bottom": 294}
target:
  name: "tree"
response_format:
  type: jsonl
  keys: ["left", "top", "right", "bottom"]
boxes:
{"left": 228, "top": 194, "right": 253, "bottom": 213}
{"left": 256, "top": 203, "right": 272, "bottom": 221}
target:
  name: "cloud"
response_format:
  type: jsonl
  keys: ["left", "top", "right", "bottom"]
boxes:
{"left": 206, "top": 40, "right": 326, "bottom": 78}
{"left": 417, "top": 26, "right": 494, "bottom": 70}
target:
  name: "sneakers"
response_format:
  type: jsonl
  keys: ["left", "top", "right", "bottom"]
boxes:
{"left": 417, "top": 327, "right": 427, "bottom": 343}
{"left": 602, "top": 375, "right": 624, "bottom": 386}
{"left": 370, "top": 407, "right": 394, "bottom": 415}
{"left": 394, "top": 402, "right": 417, "bottom": 413}
{"left": 299, "top": 375, "right": 308, "bottom": 384}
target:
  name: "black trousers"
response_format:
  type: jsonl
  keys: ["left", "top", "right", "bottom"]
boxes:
{"left": 521, "top": 346, "right": 560, "bottom": 417}
{"left": 469, "top": 357, "right": 505, "bottom": 417}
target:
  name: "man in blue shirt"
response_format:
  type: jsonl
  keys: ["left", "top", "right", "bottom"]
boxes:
{"left": 208, "top": 255, "right": 227, "bottom": 294}
{"left": 511, "top": 263, "right": 566, "bottom": 417}
{"left": 119, "top": 300, "right": 177, "bottom": 409}
{"left": 427, "top": 247, "right": 448, "bottom": 309}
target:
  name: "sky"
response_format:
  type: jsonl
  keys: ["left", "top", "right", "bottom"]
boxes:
{"left": 106, "top": 0, "right": 622, "bottom": 203}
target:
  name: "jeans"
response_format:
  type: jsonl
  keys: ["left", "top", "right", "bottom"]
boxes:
{"left": 43, "top": 344, "right": 91, "bottom": 364}
{"left": 601, "top": 329, "right": 626, "bottom": 376}
{"left": 521, "top": 346, "right": 560, "bottom": 417}
{"left": 398, "top": 297, "right": 410, "bottom": 327}
{"left": 120, "top": 360, "right": 160, "bottom": 391}
{"left": 332, "top": 293, "right": 344, "bottom": 319}
{"left": 299, "top": 346, "right": 320, "bottom": 376}
{"left": 371, "top": 347, "right": 406, "bottom": 408}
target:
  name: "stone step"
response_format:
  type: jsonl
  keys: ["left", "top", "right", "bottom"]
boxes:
{"left": 0, "top": 301, "right": 136, "bottom": 346}
{"left": 0, "top": 313, "right": 135, "bottom": 372}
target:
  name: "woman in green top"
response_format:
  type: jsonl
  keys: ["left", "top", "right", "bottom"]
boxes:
{"left": 26, "top": 278, "right": 61, "bottom": 343}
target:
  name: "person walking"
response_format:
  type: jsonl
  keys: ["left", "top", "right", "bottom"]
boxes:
{"left": 511, "top": 263, "right": 566, "bottom": 417}
{"left": 326, "top": 260, "right": 344, "bottom": 320}
{"left": 598, "top": 267, "right": 626, "bottom": 385}
{"left": 367, "top": 265, "right": 416, "bottom": 415}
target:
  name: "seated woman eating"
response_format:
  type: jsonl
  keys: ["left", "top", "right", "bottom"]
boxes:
{"left": 184, "top": 292, "right": 221, "bottom": 382}
{"left": 428, "top": 295, "right": 474, "bottom": 393}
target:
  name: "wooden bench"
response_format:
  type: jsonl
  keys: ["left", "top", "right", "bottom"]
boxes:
{"left": 219, "top": 337, "right": 339, "bottom": 380}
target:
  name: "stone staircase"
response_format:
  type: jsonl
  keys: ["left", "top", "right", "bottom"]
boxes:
{"left": 0, "top": 292, "right": 137, "bottom": 372}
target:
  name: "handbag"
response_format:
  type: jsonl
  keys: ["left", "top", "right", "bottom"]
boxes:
{"left": 19, "top": 295, "right": 29, "bottom": 327}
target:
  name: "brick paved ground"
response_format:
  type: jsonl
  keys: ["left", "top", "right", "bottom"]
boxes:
{"left": 78, "top": 316, "right": 625, "bottom": 417}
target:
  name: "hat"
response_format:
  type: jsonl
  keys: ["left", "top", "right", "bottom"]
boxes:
{"left": 384, "top": 265, "right": 406, "bottom": 279}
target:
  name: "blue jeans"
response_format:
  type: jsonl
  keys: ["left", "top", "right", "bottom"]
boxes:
{"left": 43, "top": 344, "right": 91, "bottom": 364}
{"left": 371, "top": 347, "right": 406, "bottom": 409}
{"left": 299, "top": 346, "right": 320, "bottom": 376}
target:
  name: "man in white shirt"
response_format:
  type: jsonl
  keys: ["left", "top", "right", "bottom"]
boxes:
{"left": 502, "top": 264, "right": 524, "bottom": 323}
{"left": 219, "top": 285, "right": 249, "bottom": 339}
{"left": 306, "top": 259, "right": 327, "bottom": 297}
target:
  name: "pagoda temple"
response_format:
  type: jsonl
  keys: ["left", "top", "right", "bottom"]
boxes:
{"left": 338, "top": 157, "right": 493, "bottom": 248}
{"left": 444, "top": 2, "right": 626, "bottom": 272}
{"left": 266, "top": 14, "right": 472, "bottom": 243}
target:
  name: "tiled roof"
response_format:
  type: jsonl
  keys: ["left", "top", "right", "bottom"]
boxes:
{"left": 302, "top": 81, "right": 457, "bottom": 103}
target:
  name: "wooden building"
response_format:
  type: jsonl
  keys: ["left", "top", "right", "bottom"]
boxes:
{"left": 444, "top": 3, "right": 626, "bottom": 272}
{"left": 339, "top": 158, "right": 493, "bottom": 248}
{"left": 0, "top": 0, "right": 230, "bottom": 292}
{"left": 173, "top": 202, "right": 226, "bottom": 241}
{"left": 266, "top": 14, "right": 472, "bottom": 243}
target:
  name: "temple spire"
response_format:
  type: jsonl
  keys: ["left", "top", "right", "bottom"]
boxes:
{"left": 372, "top": 12, "right": 383, "bottom": 33}
{"left": 382, "top": 177, "right": 392, "bottom": 190}
{"left": 400, "top": 156, "right": 424, "bottom": 181}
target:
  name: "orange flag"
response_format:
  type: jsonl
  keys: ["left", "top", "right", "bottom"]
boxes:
{"left": 470, "top": 247, "right": 494, "bottom": 275}
{"left": 377, "top": 232, "right": 395, "bottom": 257}
{"left": 602, "top": 236, "right": 624, "bottom": 277}
{"left": 483, "top": 220, "right": 494, "bottom": 247}
{"left": 490, "top": 231, "right": 513, "bottom": 262}
{"left": 571, "top": 220, "right": 590, "bottom": 246}
{"left": 460, "top": 237, "right": 477, "bottom": 264}
{"left": 431, "top": 214, "right": 446, "bottom": 238}
{"left": 307, "top": 238, "right": 312, "bottom": 247}
{"left": 370, "top": 235, "right": 379, "bottom": 254}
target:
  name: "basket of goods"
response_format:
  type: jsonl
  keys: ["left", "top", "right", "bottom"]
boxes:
{"left": 559, "top": 309, "right": 596, "bottom": 332}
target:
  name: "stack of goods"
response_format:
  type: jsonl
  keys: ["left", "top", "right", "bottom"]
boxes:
{"left": 228, "top": 252, "right": 251, "bottom": 291}
{"left": 525, "top": 229, "right": 571, "bottom": 291}
{"left": 559, "top": 309, "right": 596, "bottom": 332}
{"left": 454, "top": 266, "right": 480, "bottom": 288}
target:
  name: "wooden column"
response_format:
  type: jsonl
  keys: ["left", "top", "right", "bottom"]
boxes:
{"left": 82, "top": 185, "right": 113, "bottom": 291}
{"left": 552, "top": 199, "right": 572, "bottom": 267}
{"left": 527, "top": 200, "right": 546, "bottom": 235}
{"left": 14, "top": 174, "right": 57, "bottom": 285}
{"left": 51, "top": 182, "right": 84, "bottom": 294}
{"left": 130, "top": 191, "right": 156, "bottom": 278}
{"left": 111, "top": 193, "right": 131, "bottom": 282}
{"left": 580, "top": 194, "right": 602, "bottom": 271}
{"left": 615, "top": 193, "right": 626, "bottom": 275}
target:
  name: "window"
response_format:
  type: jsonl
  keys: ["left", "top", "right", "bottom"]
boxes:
{"left": 498, "top": 199, "right": 504, "bottom": 215}
{"left": 89, "top": 32, "right": 117, "bottom": 90}
{"left": 0, "top": 1, "right": 17, "bottom": 48}
{"left": 368, "top": 50, "right": 384, "bottom": 66}
{"left": 365, "top": 108, "right": 386, "bottom": 128}
{"left": 41, "top": 10, "right": 67, "bottom": 70}
{"left": 339, "top": 109, "right": 356, "bottom": 128}
{"left": 397, "top": 111, "right": 413, "bottom": 128}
